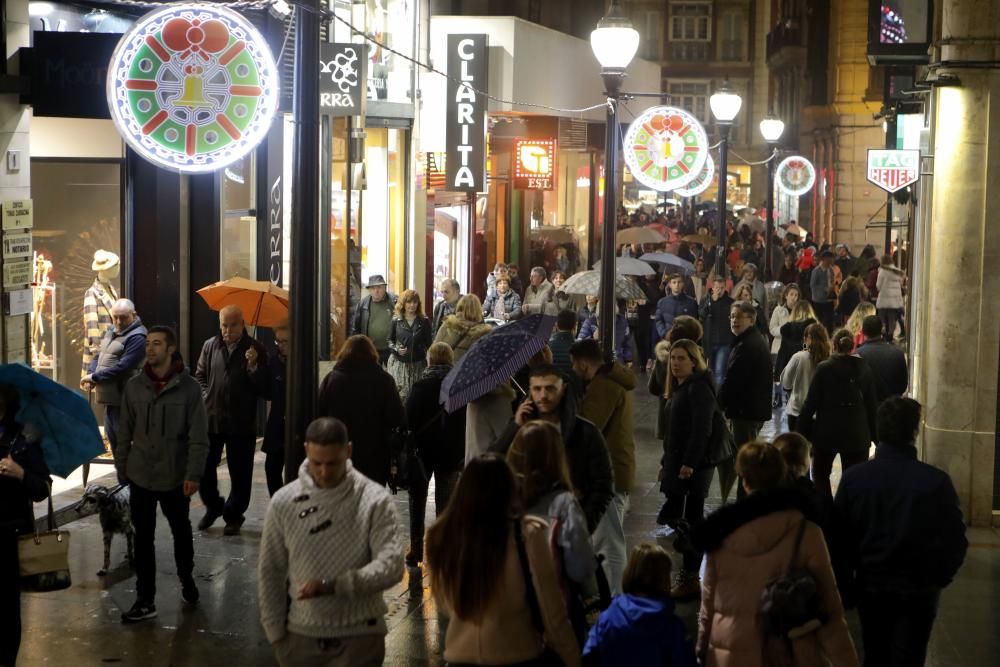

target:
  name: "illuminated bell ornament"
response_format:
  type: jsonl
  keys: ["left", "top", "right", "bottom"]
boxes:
{"left": 107, "top": 3, "right": 278, "bottom": 173}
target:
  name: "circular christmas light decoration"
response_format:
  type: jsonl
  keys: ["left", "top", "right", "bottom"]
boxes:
{"left": 623, "top": 106, "right": 709, "bottom": 192}
{"left": 775, "top": 155, "right": 816, "bottom": 197}
{"left": 107, "top": 4, "right": 278, "bottom": 172}
{"left": 673, "top": 154, "right": 714, "bottom": 197}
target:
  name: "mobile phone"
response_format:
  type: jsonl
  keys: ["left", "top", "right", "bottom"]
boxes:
{"left": 526, "top": 400, "right": 539, "bottom": 418}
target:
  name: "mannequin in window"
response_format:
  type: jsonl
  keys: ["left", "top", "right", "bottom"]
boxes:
{"left": 83, "top": 250, "right": 121, "bottom": 378}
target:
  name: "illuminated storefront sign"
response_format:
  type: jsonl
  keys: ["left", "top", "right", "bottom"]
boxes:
{"left": 320, "top": 42, "right": 366, "bottom": 115}
{"left": 623, "top": 106, "right": 709, "bottom": 193}
{"left": 673, "top": 154, "right": 714, "bottom": 197}
{"left": 514, "top": 139, "right": 556, "bottom": 190}
{"left": 866, "top": 149, "right": 920, "bottom": 193}
{"left": 444, "top": 34, "right": 488, "bottom": 192}
{"left": 775, "top": 156, "right": 816, "bottom": 197}
{"left": 106, "top": 4, "right": 278, "bottom": 172}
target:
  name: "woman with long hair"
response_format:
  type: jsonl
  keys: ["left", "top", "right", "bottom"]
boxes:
{"left": 507, "top": 421, "right": 596, "bottom": 645}
{"left": 798, "top": 328, "right": 879, "bottom": 497}
{"left": 551, "top": 270, "right": 575, "bottom": 314}
{"left": 836, "top": 276, "right": 868, "bottom": 326}
{"left": 426, "top": 455, "right": 580, "bottom": 666}
{"left": 845, "top": 301, "right": 877, "bottom": 351}
{"left": 318, "top": 335, "right": 405, "bottom": 486}
{"left": 775, "top": 300, "right": 817, "bottom": 381}
{"left": 386, "top": 289, "right": 432, "bottom": 400}
{"left": 780, "top": 323, "right": 831, "bottom": 432}
{"left": 769, "top": 284, "right": 801, "bottom": 407}
{"left": 657, "top": 339, "right": 718, "bottom": 599}
{"left": 434, "top": 293, "right": 493, "bottom": 361}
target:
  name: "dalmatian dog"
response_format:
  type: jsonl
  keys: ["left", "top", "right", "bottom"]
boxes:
{"left": 78, "top": 484, "right": 134, "bottom": 576}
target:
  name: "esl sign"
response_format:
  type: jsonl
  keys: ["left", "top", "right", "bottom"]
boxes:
{"left": 867, "top": 149, "right": 920, "bottom": 193}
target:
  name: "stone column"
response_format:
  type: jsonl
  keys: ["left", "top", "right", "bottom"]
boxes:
{"left": 918, "top": 0, "right": 1000, "bottom": 526}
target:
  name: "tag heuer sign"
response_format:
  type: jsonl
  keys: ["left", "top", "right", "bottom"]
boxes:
{"left": 867, "top": 149, "right": 920, "bottom": 193}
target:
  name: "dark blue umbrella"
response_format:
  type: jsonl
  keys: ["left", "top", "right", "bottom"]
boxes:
{"left": 0, "top": 363, "right": 104, "bottom": 478}
{"left": 439, "top": 314, "right": 557, "bottom": 413}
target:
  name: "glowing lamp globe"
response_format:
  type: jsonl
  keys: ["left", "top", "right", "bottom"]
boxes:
{"left": 590, "top": 4, "right": 640, "bottom": 71}
{"left": 710, "top": 80, "right": 742, "bottom": 124}
{"left": 759, "top": 114, "right": 785, "bottom": 143}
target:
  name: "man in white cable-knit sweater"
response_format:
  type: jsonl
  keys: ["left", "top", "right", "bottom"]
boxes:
{"left": 259, "top": 417, "right": 403, "bottom": 666}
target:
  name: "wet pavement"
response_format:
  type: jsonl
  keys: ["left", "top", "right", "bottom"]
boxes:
{"left": 19, "top": 376, "right": 1000, "bottom": 666}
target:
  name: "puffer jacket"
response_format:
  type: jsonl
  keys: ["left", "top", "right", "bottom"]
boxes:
{"left": 521, "top": 279, "right": 556, "bottom": 316}
{"left": 578, "top": 362, "right": 637, "bottom": 493}
{"left": 875, "top": 265, "right": 905, "bottom": 309}
{"left": 692, "top": 489, "right": 859, "bottom": 667}
{"left": 434, "top": 315, "right": 493, "bottom": 361}
{"left": 117, "top": 363, "right": 210, "bottom": 491}
{"left": 482, "top": 290, "right": 522, "bottom": 318}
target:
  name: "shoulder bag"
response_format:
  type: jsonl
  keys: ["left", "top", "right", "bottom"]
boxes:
{"left": 703, "top": 405, "right": 737, "bottom": 468}
{"left": 513, "top": 520, "right": 565, "bottom": 667}
{"left": 757, "top": 518, "right": 827, "bottom": 640}
{"left": 19, "top": 484, "right": 72, "bottom": 592}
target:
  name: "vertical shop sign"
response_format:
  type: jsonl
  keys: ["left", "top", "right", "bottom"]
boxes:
{"left": 320, "top": 43, "right": 367, "bottom": 116}
{"left": 445, "top": 34, "right": 488, "bottom": 193}
{"left": 266, "top": 119, "right": 284, "bottom": 286}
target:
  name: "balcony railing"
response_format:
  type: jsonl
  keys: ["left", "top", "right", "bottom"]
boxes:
{"left": 766, "top": 21, "right": 804, "bottom": 61}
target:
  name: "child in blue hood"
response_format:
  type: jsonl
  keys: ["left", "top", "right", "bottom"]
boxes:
{"left": 583, "top": 543, "right": 696, "bottom": 667}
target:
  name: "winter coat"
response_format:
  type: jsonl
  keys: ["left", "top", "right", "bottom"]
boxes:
{"left": 118, "top": 364, "right": 210, "bottom": 491}
{"left": 578, "top": 314, "right": 632, "bottom": 363}
{"left": 700, "top": 293, "right": 735, "bottom": 350}
{"left": 0, "top": 423, "right": 50, "bottom": 535}
{"left": 832, "top": 444, "right": 967, "bottom": 601}
{"left": 655, "top": 293, "right": 699, "bottom": 339}
{"left": 780, "top": 350, "right": 817, "bottom": 418}
{"left": 661, "top": 370, "right": 717, "bottom": 497}
{"left": 465, "top": 383, "right": 515, "bottom": 464}
{"left": 318, "top": 357, "right": 405, "bottom": 486}
{"left": 431, "top": 298, "right": 459, "bottom": 337}
{"left": 404, "top": 364, "right": 464, "bottom": 471}
{"left": 521, "top": 279, "right": 556, "bottom": 316}
{"left": 351, "top": 292, "right": 399, "bottom": 338}
{"left": 855, "top": 339, "right": 908, "bottom": 402}
{"left": 718, "top": 327, "right": 773, "bottom": 422}
{"left": 433, "top": 315, "right": 493, "bottom": 361}
{"left": 577, "top": 303, "right": 598, "bottom": 327}
{"left": 578, "top": 362, "right": 636, "bottom": 493}
{"left": 437, "top": 517, "right": 581, "bottom": 667}
{"left": 388, "top": 315, "right": 433, "bottom": 363}
{"left": 768, "top": 305, "right": 792, "bottom": 355}
{"left": 89, "top": 317, "right": 148, "bottom": 406}
{"left": 583, "top": 594, "right": 696, "bottom": 667}
{"left": 835, "top": 284, "right": 863, "bottom": 323}
{"left": 775, "top": 318, "right": 815, "bottom": 380}
{"left": 649, "top": 340, "right": 671, "bottom": 440}
{"left": 492, "top": 392, "right": 614, "bottom": 533}
{"left": 194, "top": 332, "right": 269, "bottom": 435}
{"left": 810, "top": 265, "right": 835, "bottom": 304}
{"left": 261, "top": 350, "right": 286, "bottom": 454}
{"left": 798, "top": 355, "right": 878, "bottom": 455}
{"left": 482, "top": 290, "right": 522, "bottom": 318}
{"left": 692, "top": 489, "right": 859, "bottom": 667}
{"left": 875, "top": 266, "right": 905, "bottom": 309}
{"left": 549, "top": 330, "right": 576, "bottom": 378}
{"left": 528, "top": 489, "right": 598, "bottom": 596}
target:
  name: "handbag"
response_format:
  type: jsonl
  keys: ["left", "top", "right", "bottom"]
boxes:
{"left": 389, "top": 408, "right": 443, "bottom": 491}
{"left": 757, "top": 518, "right": 827, "bottom": 640}
{"left": 18, "top": 485, "right": 72, "bottom": 592}
{"left": 703, "top": 405, "right": 737, "bottom": 468}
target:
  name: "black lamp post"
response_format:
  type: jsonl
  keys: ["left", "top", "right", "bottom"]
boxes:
{"left": 759, "top": 112, "right": 785, "bottom": 281}
{"left": 590, "top": 2, "right": 639, "bottom": 363}
{"left": 709, "top": 80, "right": 742, "bottom": 279}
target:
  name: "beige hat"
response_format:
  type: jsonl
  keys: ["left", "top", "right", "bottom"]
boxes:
{"left": 91, "top": 249, "right": 120, "bottom": 271}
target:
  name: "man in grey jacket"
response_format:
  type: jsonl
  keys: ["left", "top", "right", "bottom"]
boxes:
{"left": 259, "top": 417, "right": 403, "bottom": 666}
{"left": 116, "top": 325, "right": 209, "bottom": 624}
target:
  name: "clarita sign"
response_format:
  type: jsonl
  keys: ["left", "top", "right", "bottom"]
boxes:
{"left": 866, "top": 149, "right": 920, "bottom": 193}
{"left": 445, "top": 34, "right": 488, "bottom": 193}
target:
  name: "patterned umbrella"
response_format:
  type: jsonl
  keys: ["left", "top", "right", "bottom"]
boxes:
{"left": 557, "top": 270, "right": 646, "bottom": 301}
{"left": 640, "top": 252, "right": 696, "bottom": 274}
{"left": 616, "top": 227, "right": 666, "bottom": 245}
{"left": 592, "top": 257, "right": 656, "bottom": 276}
{"left": 439, "top": 314, "right": 556, "bottom": 413}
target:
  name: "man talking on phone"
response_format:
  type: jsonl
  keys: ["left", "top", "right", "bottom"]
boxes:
{"left": 490, "top": 363, "right": 613, "bottom": 532}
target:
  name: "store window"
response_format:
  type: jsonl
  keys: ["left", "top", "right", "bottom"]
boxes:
{"left": 30, "top": 160, "right": 122, "bottom": 390}
{"left": 330, "top": 0, "right": 415, "bottom": 105}
{"left": 358, "top": 127, "right": 407, "bottom": 294}
{"left": 329, "top": 117, "right": 360, "bottom": 358}
{"left": 220, "top": 153, "right": 256, "bottom": 280}
{"left": 524, "top": 152, "right": 592, "bottom": 279}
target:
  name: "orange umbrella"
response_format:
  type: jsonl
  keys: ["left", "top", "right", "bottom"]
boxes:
{"left": 196, "top": 277, "right": 289, "bottom": 327}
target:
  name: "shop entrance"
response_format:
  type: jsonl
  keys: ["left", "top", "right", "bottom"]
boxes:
{"left": 427, "top": 191, "right": 471, "bottom": 305}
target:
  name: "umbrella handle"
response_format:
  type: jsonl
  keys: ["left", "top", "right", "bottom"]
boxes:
{"left": 511, "top": 377, "right": 527, "bottom": 397}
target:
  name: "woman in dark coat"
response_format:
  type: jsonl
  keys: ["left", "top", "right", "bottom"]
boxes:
{"left": 0, "top": 384, "right": 51, "bottom": 666}
{"left": 657, "top": 339, "right": 717, "bottom": 598}
{"left": 261, "top": 322, "right": 288, "bottom": 496}
{"left": 318, "top": 335, "right": 405, "bottom": 487}
{"left": 403, "top": 342, "right": 466, "bottom": 567}
{"left": 797, "top": 328, "right": 879, "bottom": 498}
{"left": 775, "top": 300, "right": 818, "bottom": 380}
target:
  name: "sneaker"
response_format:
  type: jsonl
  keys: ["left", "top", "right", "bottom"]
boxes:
{"left": 181, "top": 577, "right": 200, "bottom": 605}
{"left": 405, "top": 549, "right": 422, "bottom": 568}
{"left": 121, "top": 600, "right": 157, "bottom": 624}
{"left": 198, "top": 508, "right": 222, "bottom": 531}
{"left": 670, "top": 571, "right": 702, "bottom": 600}
{"left": 223, "top": 516, "right": 245, "bottom": 536}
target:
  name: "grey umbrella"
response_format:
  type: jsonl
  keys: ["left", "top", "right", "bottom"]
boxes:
{"left": 556, "top": 270, "right": 646, "bottom": 301}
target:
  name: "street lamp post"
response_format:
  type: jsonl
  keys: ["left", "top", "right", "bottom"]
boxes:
{"left": 759, "top": 113, "right": 785, "bottom": 281}
{"left": 709, "top": 80, "right": 742, "bottom": 279}
{"left": 590, "top": 2, "right": 639, "bottom": 363}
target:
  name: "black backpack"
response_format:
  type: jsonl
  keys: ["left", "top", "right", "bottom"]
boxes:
{"left": 757, "top": 518, "right": 828, "bottom": 639}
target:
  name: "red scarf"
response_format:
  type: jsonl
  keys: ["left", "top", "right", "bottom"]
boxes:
{"left": 144, "top": 360, "right": 184, "bottom": 394}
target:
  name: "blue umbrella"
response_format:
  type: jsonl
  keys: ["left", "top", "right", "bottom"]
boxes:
{"left": 0, "top": 363, "right": 104, "bottom": 478}
{"left": 439, "top": 314, "right": 557, "bottom": 413}
{"left": 639, "top": 252, "right": 696, "bottom": 274}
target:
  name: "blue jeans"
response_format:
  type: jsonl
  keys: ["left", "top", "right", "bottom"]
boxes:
{"left": 708, "top": 345, "right": 731, "bottom": 385}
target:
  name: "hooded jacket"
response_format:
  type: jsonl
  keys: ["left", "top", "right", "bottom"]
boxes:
{"left": 491, "top": 391, "right": 614, "bottom": 533}
{"left": 692, "top": 489, "right": 858, "bottom": 667}
{"left": 583, "top": 594, "right": 696, "bottom": 667}
{"left": 117, "top": 364, "right": 210, "bottom": 491}
{"left": 258, "top": 460, "right": 403, "bottom": 644}
{"left": 578, "top": 362, "right": 636, "bottom": 493}
{"left": 433, "top": 315, "right": 493, "bottom": 361}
